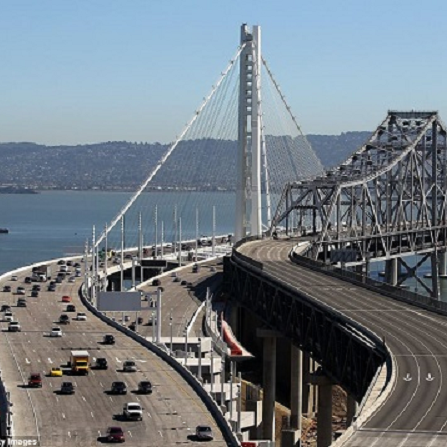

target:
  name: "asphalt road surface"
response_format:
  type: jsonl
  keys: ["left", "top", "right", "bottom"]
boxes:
{"left": 239, "top": 239, "right": 447, "bottom": 447}
{"left": 0, "top": 260, "right": 229, "bottom": 447}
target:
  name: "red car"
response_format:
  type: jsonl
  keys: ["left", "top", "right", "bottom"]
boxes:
{"left": 28, "top": 373, "right": 42, "bottom": 388}
{"left": 106, "top": 426, "right": 125, "bottom": 443}
{"left": 62, "top": 295, "right": 71, "bottom": 303}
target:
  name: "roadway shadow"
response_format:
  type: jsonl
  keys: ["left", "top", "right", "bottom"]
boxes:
{"left": 53, "top": 390, "right": 75, "bottom": 396}
{"left": 96, "top": 437, "right": 108, "bottom": 444}
{"left": 104, "top": 390, "right": 128, "bottom": 396}
{"left": 112, "top": 414, "right": 127, "bottom": 422}
{"left": 187, "top": 434, "right": 202, "bottom": 442}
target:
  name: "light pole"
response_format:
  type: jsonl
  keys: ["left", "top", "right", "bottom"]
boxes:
{"left": 151, "top": 311, "right": 155, "bottom": 342}
{"left": 198, "top": 337, "right": 202, "bottom": 381}
{"left": 169, "top": 309, "right": 173, "bottom": 354}
{"left": 184, "top": 327, "right": 188, "bottom": 367}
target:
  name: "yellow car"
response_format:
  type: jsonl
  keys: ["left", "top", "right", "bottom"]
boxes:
{"left": 49, "top": 367, "right": 63, "bottom": 377}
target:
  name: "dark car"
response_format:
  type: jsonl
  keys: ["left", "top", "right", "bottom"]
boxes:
{"left": 103, "top": 334, "right": 115, "bottom": 345}
{"left": 3, "top": 285, "right": 11, "bottom": 292}
{"left": 152, "top": 278, "right": 161, "bottom": 287}
{"left": 1, "top": 304, "right": 11, "bottom": 312}
{"left": 31, "top": 290, "right": 39, "bottom": 298}
{"left": 106, "top": 426, "right": 125, "bottom": 443}
{"left": 57, "top": 260, "right": 66, "bottom": 265}
{"left": 95, "top": 358, "right": 108, "bottom": 370}
{"left": 192, "top": 264, "right": 199, "bottom": 273}
{"left": 17, "top": 298, "right": 27, "bottom": 307}
{"left": 59, "top": 314, "right": 70, "bottom": 325}
{"left": 60, "top": 382, "right": 74, "bottom": 394}
{"left": 74, "top": 262, "right": 81, "bottom": 268}
{"left": 66, "top": 260, "right": 73, "bottom": 266}
{"left": 66, "top": 304, "right": 76, "bottom": 312}
{"left": 137, "top": 381, "right": 152, "bottom": 394}
{"left": 173, "top": 276, "right": 181, "bottom": 283}
{"left": 28, "top": 373, "right": 42, "bottom": 388}
{"left": 180, "top": 280, "right": 187, "bottom": 286}
{"left": 110, "top": 381, "right": 127, "bottom": 395}
{"left": 24, "top": 277, "right": 32, "bottom": 284}
{"left": 48, "top": 284, "right": 57, "bottom": 292}
{"left": 32, "top": 284, "right": 41, "bottom": 291}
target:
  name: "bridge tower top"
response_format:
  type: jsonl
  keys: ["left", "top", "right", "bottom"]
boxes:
{"left": 235, "top": 24, "right": 262, "bottom": 243}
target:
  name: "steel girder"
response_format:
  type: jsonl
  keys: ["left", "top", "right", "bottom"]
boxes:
{"left": 272, "top": 111, "right": 447, "bottom": 264}
{"left": 223, "top": 255, "right": 386, "bottom": 401}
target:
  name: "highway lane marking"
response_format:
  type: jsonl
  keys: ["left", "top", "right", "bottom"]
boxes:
{"left": 109, "top": 396, "right": 113, "bottom": 402}
{"left": 82, "top": 396, "right": 86, "bottom": 401}
{"left": 48, "top": 358, "right": 53, "bottom": 363}
{"left": 158, "top": 430, "right": 163, "bottom": 438}
{"left": 115, "top": 357, "right": 122, "bottom": 363}
{"left": 90, "top": 411, "right": 94, "bottom": 418}
{"left": 68, "top": 432, "right": 71, "bottom": 438}
{"left": 128, "top": 431, "right": 132, "bottom": 438}
{"left": 62, "top": 413, "right": 66, "bottom": 419}
{"left": 49, "top": 382, "right": 52, "bottom": 388}
{"left": 99, "top": 381, "right": 104, "bottom": 387}
{"left": 97, "top": 431, "right": 101, "bottom": 437}
{"left": 55, "top": 396, "right": 59, "bottom": 402}
{"left": 147, "top": 412, "right": 152, "bottom": 418}
{"left": 25, "top": 358, "right": 30, "bottom": 364}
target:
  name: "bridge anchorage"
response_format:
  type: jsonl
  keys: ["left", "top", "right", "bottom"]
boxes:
{"left": 273, "top": 110, "right": 447, "bottom": 298}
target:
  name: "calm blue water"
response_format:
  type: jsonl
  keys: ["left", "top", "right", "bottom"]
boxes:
{"left": 0, "top": 191, "right": 235, "bottom": 275}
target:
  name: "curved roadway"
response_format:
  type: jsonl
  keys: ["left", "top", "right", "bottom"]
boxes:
{"left": 0, "top": 260, "right": 228, "bottom": 446}
{"left": 239, "top": 239, "right": 447, "bottom": 447}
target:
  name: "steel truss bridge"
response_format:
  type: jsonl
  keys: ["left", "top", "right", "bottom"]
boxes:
{"left": 273, "top": 110, "right": 447, "bottom": 297}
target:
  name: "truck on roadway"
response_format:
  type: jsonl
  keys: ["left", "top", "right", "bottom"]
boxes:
{"left": 69, "top": 350, "right": 90, "bottom": 375}
{"left": 32, "top": 264, "right": 52, "bottom": 281}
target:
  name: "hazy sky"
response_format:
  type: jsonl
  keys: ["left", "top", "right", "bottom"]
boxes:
{"left": 1, "top": 0, "right": 446, "bottom": 145}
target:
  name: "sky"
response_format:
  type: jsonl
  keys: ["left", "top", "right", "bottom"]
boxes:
{"left": 1, "top": 0, "right": 447, "bottom": 145}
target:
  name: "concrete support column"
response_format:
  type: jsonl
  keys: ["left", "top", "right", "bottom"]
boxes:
{"left": 346, "top": 394, "right": 358, "bottom": 427}
{"left": 385, "top": 258, "right": 398, "bottom": 286}
{"left": 258, "top": 328, "right": 278, "bottom": 441}
{"left": 282, "top": 344, "right": 302, "bottom": 447}
{"left": 439, "top": 250, "right": 447, "bottom": 278}
{"left": 310, "top": 371, "right": 333, "bottom": 447}
{"left": 302, "top": 352, "right": 313, "bottom": 416}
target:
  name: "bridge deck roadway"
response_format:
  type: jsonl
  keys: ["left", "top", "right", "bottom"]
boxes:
{"left": 0, "top": 261, "right": 228, "bottom": 446}
{"left": 239, "top": 239, "right": 447, "bottom": 447}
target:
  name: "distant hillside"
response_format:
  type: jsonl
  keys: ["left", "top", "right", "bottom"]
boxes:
{"left": 0, "top": 132, "right": 371, "bottom": 190}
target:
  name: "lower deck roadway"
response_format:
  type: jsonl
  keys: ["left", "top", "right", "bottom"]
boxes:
{"left": 238, "top": 239, "right": 447, "bottom": 447}
{"left": 0, "top": 261, "right": 228, "bottom": 447}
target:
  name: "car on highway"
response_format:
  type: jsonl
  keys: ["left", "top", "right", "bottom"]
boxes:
{"left": 60, "top": 382, "right": 74, "bottom": 394}
{"left": 195, "top": 425, "right": 214, "bottom": 441}
{"left": 68, "top": 276, "right": 76, "bottom": 283}
{"left": 4, "top": 311, "right": 13, "bottom": 322}
{"left": 32, "top": 284, "right": 41, "bottom": 291}
{"left": 66, "top": 260, "right": 73, "bottom": 266}
{"left": 49, "top": 367, "right": 63, "bottom": 377}
{"left": 3, "top": 285, "right": 11, "bottom": 292}
{"left": 192, "top": 264, "right": 200, "bottom": 273}
{"left": 8, "top": 321, "right": 21, "bottom": 332}
{"left": 28, "top": 373, "right": 42, "bottom": 388}
{"left": 105, "top": 426, "right": 125, "bottom": 443}
{"left": 173, "top": 276, "right": 181, "bottom": 282}
{"left": 24, "top": 277, "right": 32, "bottom": 284}
{"left": 210, "top": 266, "right": 216, "bottom": 272}
{"left": 66, "top": 304, "right": 76, "bottom": 312}
{"left": 57, "top": 260, "right": 66, "bottom": 266}
{"left": 110, "top": 381, "right": 127, "bottom": 395}
{"left": 31, "top": 290, "right": 39, "bottom": 298}
{"left": 95, "top": 358, "right": 108, "bottom": 370}
{"left": 1, "top": 304, "right": 11, "bottom": 312}
{"left": 103, "top": 334, "right": 115, "bottom": 345}
{"left": 55, "top": 277, "right": 63, "bottom": 284}
{"left": 181, "top": 280, "right": 188, "bottom": 286}
{"left": 75, "top": 271, "right": 82, "bottom": 277}
{"left": 137, "top": 381, "right": 152, "bottom": 394}
{"left": 60, "top": 265, "right": 68, "bottom": 273}
{"left": 11, "top": 275, "right": 18, "bottom": 281}
{"left": 48, "top": 283, "right": 57, "bottom": 292}
{"left": 152, "top": 278, "right": 161, "bottom": 286}
{"left": 59, "top": 314, "right": 70, "bottom": 325}
{"left": 50, "top": 327, "right": 62, "bottom": 337}
{"left": 76, "top": 312, "right": 87, "bottom": 321}
{"left": 17, "top": 298, "right": 27, "bottom": 307}
{"left": 74, "top": 262, "right": 81, "bottom": 268}
{"left": 62, "top": 295, "right": 71, "bottom": 303}
{"left": 122, "top": 360, "right": 137, "bottom": 372}
{"left": 122, "top": 402, "right": 143, "bottom": 421}
{"left": 16, "top": 286, "right": 25, "bottom": 295}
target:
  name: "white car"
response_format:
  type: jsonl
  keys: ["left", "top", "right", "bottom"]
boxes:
{"left": 4, "top": 312, "right": 13, "bottom": 322}
{"left": 68, "top": 276, "right": 76, "bottom": 283}
{"left": 76, "top": 312, "right": 87, "bottom": 321}
{"left": 11, "top": 275, "right": 18, "bottom": 281}
{"left": 50, "top": 327, "right": 62, "bottom": 337}
{"left": 123, "top": 402, "right": 143, "bottom": 421}
{"left": 8, "top": 321, "right": 21, "bottom": 332}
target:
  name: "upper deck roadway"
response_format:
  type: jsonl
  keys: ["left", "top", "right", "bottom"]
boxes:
{"left": 0, "top": 260, "right": 228, "bottom": 447}
{"left": 239, "top": 239, "right": 447, "bottom": 447}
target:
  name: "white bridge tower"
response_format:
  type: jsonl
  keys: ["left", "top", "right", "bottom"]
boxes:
{"left": 235, "top": 24, "right": 263, "bottom": 242}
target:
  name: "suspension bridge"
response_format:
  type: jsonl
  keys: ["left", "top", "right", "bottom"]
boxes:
{"left": 1, "top": 23, "right": 447, "bottom": 447}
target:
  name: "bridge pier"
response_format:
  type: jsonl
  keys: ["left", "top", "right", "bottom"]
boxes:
{"left": 385, "top": 258, "right": 398, "bottom": 285}
{"left": 310, "top": 369, "right": 333, "bottom": 447}
{"left": 257, "top": 328, "right": 278, "bottom": 442}
{"left": 302, "top": 351, "right": 317, "bottom": 417}
{"left": 346, "top": 394, "right": 358, "bottom": 427}
{"left": 440, "top": 250, "right": 447, "bottom": 277}
{"left": 281, "top": 344, "right": 302, "bottom": 447}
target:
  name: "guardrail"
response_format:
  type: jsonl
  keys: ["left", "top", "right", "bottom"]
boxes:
{"left": 290, "top": 250, "right": 447, "bottom": 318}
{"left": 80, "top": 283, "right": 240, "bottom": 447}
{"left": 0, "top": 372, "right": 12, "bottom": 445}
